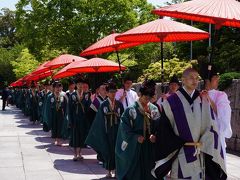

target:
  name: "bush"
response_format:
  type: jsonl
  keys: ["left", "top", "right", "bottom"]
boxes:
{"left": 219, "top": 72, "right": 240, "bottom": 90}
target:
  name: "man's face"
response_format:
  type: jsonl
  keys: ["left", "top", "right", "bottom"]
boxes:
{"left": 107, "top": 90, "right": 117, "bottom": 100}
{"left": 76, "top": 83, "right": 83, "bottom": 91}
{"left": 98, "top": 85, "right": 107, "bottom": 97}
{"left": 210, "top": 75, "right": 220, "bottom": 89}
{"left": 124, "top": 80, "right": 132, "bottom": 90}
{"left": 141, "top": 95, "right": 151, "bottom": 105}
{"left": 69, "top": 84, "right": 75, "bottom": 91}
{"left": 54, "top": 86, "right": 61, "bottom": 94}
{"left": 182, "top": 72, "right": 199, "bottom": 91}
{"left": 169, "top": 83, "right": 179, "bottom": 93}
{"left": 82, "top": 83, "right": 89, "bottom": 92}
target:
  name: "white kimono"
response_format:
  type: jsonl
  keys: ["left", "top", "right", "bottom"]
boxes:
{"left": 208, "top": 89, "right": 232, "bottom": 159}
{"left": 115, "top": 89, "right": 138, "bottom": 110}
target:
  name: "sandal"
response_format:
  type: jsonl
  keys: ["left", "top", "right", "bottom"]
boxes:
{"left": 73, "top": 156, "right": 78, "bottom": 161}
{"left": 105, "top": 173, "right": 112, "bottom": 178}
{"left": 77, "top": 156, "right": 84, "bottom": 160}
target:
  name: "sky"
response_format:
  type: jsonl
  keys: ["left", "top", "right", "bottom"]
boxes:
{"left": 0, "top": 0, "right": 169, "bottom": 10}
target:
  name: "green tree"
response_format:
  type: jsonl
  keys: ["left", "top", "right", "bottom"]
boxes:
{"left": 15, "top": 0, "right": 155, "bottom": 57}
{"left": 11, "top": 48, "right": 40, "bottom": 79}
{"left": 0, "top": 45, "right": 24, "bottom": 85}
{"left": 0, "top": 8, "right": 18, "bottom": 48}
{"left": 138, "top": 57, "right": 196, "bottom": 82}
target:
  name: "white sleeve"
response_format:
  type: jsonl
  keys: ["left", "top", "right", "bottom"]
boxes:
{"left": 115, "top": 89, "right": 123, "bottom": 101}
{"left": 133, "top": 91, "right": 139, "bottom": 101}
{"left": 216, "top": 92, "right": 232, "bottom": 138}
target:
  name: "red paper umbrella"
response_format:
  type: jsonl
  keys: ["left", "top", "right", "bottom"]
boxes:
{"left": 80, "top": 33, "right": 144, "bottom": 74}
{"left": 53, "top": 59, "right": 86, "bottom": 79}
{"left": 31, "top": 61, "right": 51, "bottom": 75}
{"left": 152, "top": 0, "right": 240, "bottom": 29}
{"left": 25, "top": 71, "right": 53, "bottom": 81}
{"left": 10, "top": 78, "right": 24, "bottom": 87}
{"left": 45, "top": 54, "right": 87, "bottom": 69}
{"left": 66, "top": 58, "right": 126, "bottom": 73}
{"left": 152, "top": 0, "right": 240, "bottom": 77}
{"left": 116, "top": 19, "right": 209, "bottom": 42}
{"left": 80, "top": 33, "right": 143, "bottom": 56}
{"left": 116, "top": 19, "right": 209, "bottom": 89}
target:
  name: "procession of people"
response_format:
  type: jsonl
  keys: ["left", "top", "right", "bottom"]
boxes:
{"left": 2, "top": 66, "right": 232, "bottom": 180}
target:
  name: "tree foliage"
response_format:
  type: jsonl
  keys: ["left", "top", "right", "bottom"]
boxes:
{"left": 0, "top": 8, "right": 18, "bottom": 48}
{"left": 11, "top": 48, "right": 39, "bottom": 79}
{"left": 138, "top": 57, "right": 196, "bottom": 82}
{"left": 15, "top": 0, "right": 155, "bottom": 56}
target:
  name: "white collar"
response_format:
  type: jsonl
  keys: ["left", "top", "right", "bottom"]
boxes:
{"left": 183, "top": 86, "right": 195, "bottom": 98}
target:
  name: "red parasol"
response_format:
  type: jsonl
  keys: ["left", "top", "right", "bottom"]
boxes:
{"left": 152, "top": 0, "right": 240, "bottom": 76}
{"left": 53, "top": 59, "right": 87, "bottom": 79}
{"left": 80, "top": 33, "right": 144, "bottom": 73}
{"left": 116, "top": 18, "right": 209, "bottom": 90}
{"left": 31, "top": 61, "right": 51, "bottom": 75}
{"left": 24, "top": 71, "right": 53, "bottom": 81}
{"left": 116, "top": 19, "right": 209, "bottom": 42}
{"left": 44, "top": 54, "right": 87, "bottom": 70}
{"left": 80, "top": 33, "right": 143, "bottom": 56}
{"left": 152, "top": 0, "right": 240, "bottom": 29}
{"left": 10, "top": 78, "right": 24, "bottom": 87}
{"left": 65, "top": 57, "right": 126, "bottom": 74}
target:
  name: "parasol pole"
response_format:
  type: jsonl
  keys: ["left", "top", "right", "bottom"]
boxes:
{"left": 208, "top": 24, "right": 220, "bottom": 79}
{"left": 160, "top": 41, "right": 164, "bottom": 94}
{"left": 116, "top": 50, "right": 122, "bottom": 74}
{"left": 115, "top": 49, "right": 124, "bottom": 86}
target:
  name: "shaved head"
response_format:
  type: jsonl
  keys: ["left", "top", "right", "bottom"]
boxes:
{"left": 182, "top": 67, "right": 198, "bottom": 78}
{"left": 182, "top": 67, "right": 199, "bottom": 91}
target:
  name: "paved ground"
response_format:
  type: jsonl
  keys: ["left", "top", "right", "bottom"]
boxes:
{"left": 0, "top": 101, "right": 240, "bottom": 180}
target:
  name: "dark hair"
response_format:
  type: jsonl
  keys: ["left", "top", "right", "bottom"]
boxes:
{"left": 68, "top": 79, "right": 75, "bottom": 85}
{"left": 75, "top": 77, "right": 89, "bottom": 86}
{"left": 43, "top": 80, "right": 50, "bottom": 86}
{"left": 169, "top": 75, "right": 180, "bottom": 85}
{"left": 123, "top": 76, "right": 132, "bottom": 83}
{"left": 106, "top": 82, "right": 117, "bottom": 92}
{"left": 139, "top": 79, "right": 156, "bottom": 97}
{"left": 52, "top": 81, "right": 62, "bottom": 88}
{"left": 209, "top": 72, "right": 220, "bottom": 81}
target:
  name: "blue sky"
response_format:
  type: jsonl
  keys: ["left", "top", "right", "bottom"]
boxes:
{"left": 0, "top": 0, "right": 169, "bottom": 10}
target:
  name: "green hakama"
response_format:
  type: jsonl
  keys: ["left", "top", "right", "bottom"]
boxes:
{"left": 45, "top": 93, "right": 67, "bottom": 138}
{"left": 85, "top": 99, "right": 124, "bottom": 170}
{"left": 29, "top": 90, "right": 38, "bottom": 122}
{"left": 115, "top": 101, "right": 160, "bottom": 180}
{"left": 68, "top": 92, "right": 91, "bottom": 148}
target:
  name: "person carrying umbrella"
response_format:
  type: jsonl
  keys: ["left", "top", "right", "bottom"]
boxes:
{"left": 205, "top": 71, "right": 232, "bottom": 163}
{"left": 115, "top": 77, "right": 138, "bottom": 110}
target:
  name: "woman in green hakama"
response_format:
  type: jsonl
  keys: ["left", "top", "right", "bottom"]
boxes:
{"left": 68, "top": 79, "right": 91, "bottom": 161}
{"left": 45, "top": 81, "right": 67, "bottom": 145}
{"left": 115, "top": 80, "right": 160, "bottom": 180}
{"left": 86, "top": 82, "right": 124, "bottom": 178}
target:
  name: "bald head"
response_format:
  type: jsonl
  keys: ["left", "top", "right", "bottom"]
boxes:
{"left": 182, "top": 67, "right": 199, "bottom": 91}
{"left": 182, "top": 67, "right": 198, "bottom": 78}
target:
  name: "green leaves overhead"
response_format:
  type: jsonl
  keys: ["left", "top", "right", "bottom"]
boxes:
{"left": 15, "top": 0, "right": 154, "bottom": 56}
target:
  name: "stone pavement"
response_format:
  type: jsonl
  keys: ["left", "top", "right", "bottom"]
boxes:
{"left": 0, "top": 101, "right": 240, "bottom": 180}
